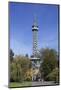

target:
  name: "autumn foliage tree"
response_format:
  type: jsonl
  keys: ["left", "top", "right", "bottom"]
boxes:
{"left": 10, "top": 55, "right": 32, "bottom": 82}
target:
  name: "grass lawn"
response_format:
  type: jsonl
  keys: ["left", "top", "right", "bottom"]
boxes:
{"left": 9, "top": 81, "right": 32, "bottom": 88}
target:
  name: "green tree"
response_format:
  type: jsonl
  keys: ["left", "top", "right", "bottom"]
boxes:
{"left": 47, "top": 67, "right": 59, "bottom": 83}
{"left": 39, "top": 48, "right": 58, "bottom": 80}
{"left": 25, "top": 54, "right": 29, "bottom": 58}
{"left": 10, "top": 61, "right": 23, "bottom": 82}
{"left": 10, "top": 49, "right": 14, "bottom": 62}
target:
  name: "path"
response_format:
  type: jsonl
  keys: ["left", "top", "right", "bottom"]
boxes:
{"left": 32, "top": 81, "right": 56, "bottom": 86}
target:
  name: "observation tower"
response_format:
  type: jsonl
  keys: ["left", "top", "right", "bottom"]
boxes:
{"left": 30, "top": 17, "right": 41, "bottom": 81}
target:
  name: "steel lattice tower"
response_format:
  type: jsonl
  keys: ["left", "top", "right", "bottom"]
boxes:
{"left": 32, "top": 17, "right": 38, "bottom": 57}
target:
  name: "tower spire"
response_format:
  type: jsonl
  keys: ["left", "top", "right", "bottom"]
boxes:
{"left": 33, "top": 14, "right": 38, "bottom": 26}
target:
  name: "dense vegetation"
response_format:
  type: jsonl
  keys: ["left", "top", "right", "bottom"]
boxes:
{"left": 10, "top": 49, "right": 32, "bottom": 82}
{"left": 10, "top": 48, "right": 59, "bottom": 84}
{"left": 39, "top": 48, "right": 59, "bottom": 83}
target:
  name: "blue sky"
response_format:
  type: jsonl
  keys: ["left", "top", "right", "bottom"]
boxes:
{"left": 9, "top": 2, "right": 59, "bottom": 56}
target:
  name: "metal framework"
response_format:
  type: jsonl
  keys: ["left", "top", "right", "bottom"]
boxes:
{"left": 32, "top": 17, "right": 38, "bottom": 57}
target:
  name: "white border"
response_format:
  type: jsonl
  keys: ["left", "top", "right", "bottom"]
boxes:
{"left": 0, "top": 0, "right": 61, "bottom": 90}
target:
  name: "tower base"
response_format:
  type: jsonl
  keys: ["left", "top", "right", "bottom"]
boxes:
{"left": 30, "top": 57, "right": 41, "bottom": 81}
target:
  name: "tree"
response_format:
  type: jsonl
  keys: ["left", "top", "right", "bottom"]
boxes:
{"left": 39, "top": 48, "right": 58, "bottom": 80}
{"left": 10, "top": 55, "right": 32, "bottom": 82}
{"left": 24, "top": 68, "right": 32, "bottom": 81}
{"left": 10, "top": 49, "right": 14, "bottom": 62}
{"left": 47, "top": 67, "right": 59, "bottom": 83}
{"left": 10, "top": 61, "right": 23, "bottom": 82}
{"left": 25, "top": 54, "right": 29, "bottom": 58}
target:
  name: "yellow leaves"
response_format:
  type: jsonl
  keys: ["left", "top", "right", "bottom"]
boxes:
{"left": 24, "top": 69, "right": 32, "bottom": 81}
